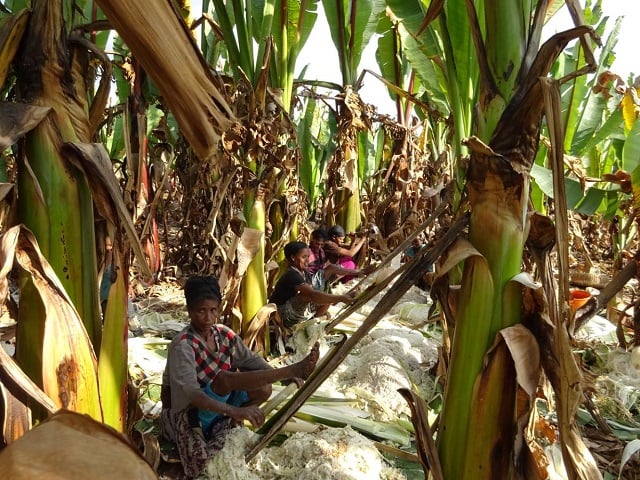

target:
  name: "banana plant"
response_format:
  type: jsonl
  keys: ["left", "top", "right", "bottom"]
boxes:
{"left": 253, "top": 0, "right": 320, "bottom": 254}
{"left": 182, "top": 0, "right": 318, "bottom": 336}
{"left": 530, "top": 1, "right": 640, "bottom": 278}
{"left": 16, "top": 0, "right": 102, "bottom": 355}
{"left": 368, "top": 12, "right": 450, "bottom": 239}
{"left": 387, "top": 0, "right": 605, "bottom": 478}
{"left": 253, "top": 0, "right": 320, "bottom": 111}
{"left": 97, "top": 0, "right": 262, "bottom": 328}
{"left": 531, "top": 0, "right": 626, "bottom": 216}
{"left": 320, "top": 0, "right": 385, "bottom": 232}
{"left": 0, "top": 0, "right": 189, "bottom": 437}
{"left": 11, "top": 0, "right": 126, "bottom": 428}
{"left": 296, "top": 95, "right": 337, "bottom": 217}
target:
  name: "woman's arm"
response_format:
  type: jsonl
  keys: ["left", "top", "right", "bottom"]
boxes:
{"left": 334, "top": 236, "right": 366, "bottom": 258}
{"left": 324, "top": 263, "right": 375, "bottom": 278}
{"left": 296, "top": 282, "right": 354, "bottom": 306}
{"left": 188, "top": 389, "right": 265, "bottom": 427}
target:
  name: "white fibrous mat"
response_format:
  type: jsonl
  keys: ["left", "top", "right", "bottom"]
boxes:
{"left": 596, "top": 346, "right": 640, "bottom": 415}
{"left": 204, "top": 425, "right": 406, "bottom": 480}
{"left": 282, "top": 278, "right": 439, "bottom": 423}
{"left": 327, "top": 327, "right": 437, "bottom": 422}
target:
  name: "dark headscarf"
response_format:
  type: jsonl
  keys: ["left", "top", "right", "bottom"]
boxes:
{"left": 328, "top": 224, "right": 346, "bottom": 238}
{"left": 184, "top": 275, "right": 222, "bottom": 308}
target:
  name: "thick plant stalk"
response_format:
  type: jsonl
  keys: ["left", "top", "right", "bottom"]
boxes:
{"left": 240, "top": 188, "right": 268, "bottom": 337}
{"left": 4, "top": 227, "right": 102, "bottom": 423}
{"left": 321, "top": 0, "right": 382, "bottom": 230}
{"left": 334, "top": 88, "right": 367, "bottom": 231}
{"left": 16, "top": 0, "right": 102, "bottom": 350}
{"left": 436, "top": 239, "right": 500, "bottom": 479}
{"left": 435, "top": 1, "right": 599, "bottom": 476}
{"left": 336, "top": 140, "right": 362, "bottom": 232}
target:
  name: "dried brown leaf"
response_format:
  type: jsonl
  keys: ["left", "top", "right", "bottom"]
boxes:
{"left": 0, "top": 410, "right": 156, "bottom": 479}
{"left": 96, "top": 0, "right": 235, "bottom": 161}
{"left": 398, "top": 388, "right": 443, "bottom": 480}
{"left": 0, "top": 103, "right": 51, "bottom": 150}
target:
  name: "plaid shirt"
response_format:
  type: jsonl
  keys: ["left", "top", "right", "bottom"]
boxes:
{"left": 163, "top": 323, "right": 270, "bottom": 412}
{"left": 181, "top": 325, "right": 237, "bottom": 386}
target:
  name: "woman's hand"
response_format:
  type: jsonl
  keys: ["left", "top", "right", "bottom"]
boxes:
{"left": 359, "top": 264, "right": 376, "bottom": 276}
{"left": 339, "top": 292, "right": 357, "bottom": 305}
{"left": 228, "top": 405, "right": 265, "bottom": 428}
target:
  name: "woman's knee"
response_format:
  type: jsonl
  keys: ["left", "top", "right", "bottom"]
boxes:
{"left": 249, "top": 384, "right": 271, "bottom": 404}
{"left": 210, "top": 372, "right": 234, "bottom": 396}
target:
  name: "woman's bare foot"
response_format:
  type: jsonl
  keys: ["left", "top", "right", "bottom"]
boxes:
{"left": 293, "top": 342, "right": 320, "bottom": 379}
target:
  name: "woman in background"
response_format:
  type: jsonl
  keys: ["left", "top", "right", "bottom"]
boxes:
{"left": 323, "top": 224, "right": 368, "bottom": 282}
{"left": 308, "top": 229, "right": 369, "bottom": 290}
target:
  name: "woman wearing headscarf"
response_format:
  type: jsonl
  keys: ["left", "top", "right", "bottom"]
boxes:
{"left": 269, "top": 241, "right": 356, "bottom": 328}
{"left": 160, "top": 275, "right": 319, "bottom": 478}
{"left": 323, "top": 225, "right": 367, "bottom": 282}
{"left": 308, "top": 229, "right": 369, "bottom": 291}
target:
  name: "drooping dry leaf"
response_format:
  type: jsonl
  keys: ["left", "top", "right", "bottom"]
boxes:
{"left": 497, "top": 323, "right": 542, "bottom": 479}
{"left": 244, "top": 303, "right": 277, "bottom": 353}
{"left": 398, "top": 387, "right": 443, "bottom": 480}
{"left": 0, "top": 226, "right": 102, "bottom": 421}
{"left": 525, "top": 277, "right": 602, "bottom": 480}
{"left": 0, "top": 344, "right": 56, "bottom": 445}
{"left": 437, "top": 238, "right": 481, "bottom": 277}
{"left": 0, "top": 410, "right": 156, "bottom": 479}
{"left": 237, "top": 228, "right": 263, "bottom": 277}
{"left": 0, "top": 103, "right": 51, "bottom": 151}
{"left": 0, "top": 380, "right": 31, "bottom": 445}
{"left": 499, "top": 324, "right": 540, "bottom": 397}
{"left": 95, "top": 0, "right": 235, "bottom": 162}
{"left": 0, "top": 8, "right": 30, "bottom": 86}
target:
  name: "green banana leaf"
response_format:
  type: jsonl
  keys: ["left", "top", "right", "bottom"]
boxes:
{"left": 530, "top": 163, "right": 621, "bottom": 216}
{"left": 321, "top": 0, "right": 386, "bottom": 85}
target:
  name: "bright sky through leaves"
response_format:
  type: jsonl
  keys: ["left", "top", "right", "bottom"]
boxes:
{"left": 187, "top": 0, "right": 637, "bottom": 114}
{"left": 294, "top": 1, "right": 638, "bottom": 115}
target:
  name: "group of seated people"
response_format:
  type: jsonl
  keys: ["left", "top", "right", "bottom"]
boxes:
{"left": 160, "top": 224, "right": 372, "bottom": 477}
{"left": 269, "top": 225, "right": 373, "bottom": 329}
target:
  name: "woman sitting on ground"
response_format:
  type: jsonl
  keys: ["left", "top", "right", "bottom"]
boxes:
{"left": 160, "top": 275, "right": 320, "bottom": 478}
{"left": 308, "top": 228, "right": 370, "bottom": 290}
{"left": 323, "top": 224, "right": 367, "bottom": 281}
{"left": 269, "top": 241, "right": 356, "bottom": 328}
